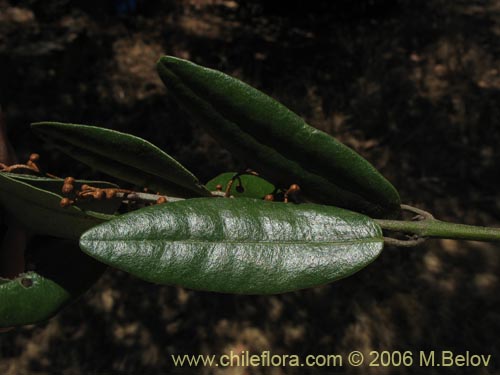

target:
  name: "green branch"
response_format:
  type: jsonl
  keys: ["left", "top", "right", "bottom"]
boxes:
{"left": 376, "top": 218, "right": 500, "bottom": 243}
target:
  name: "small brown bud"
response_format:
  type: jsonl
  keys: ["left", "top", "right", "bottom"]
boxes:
{"left": 29, "top": 153, "right": 40, "bottom": 162}
{"left": 156, "top": 196, "right": 167, "bottom": 204}
{"left": 216, "top": 184, "right": 223, "bottom": 191}
{"left": 93, "top": 190, "right": 105, "bottom": 200}
{"left": 64, "top": 177, "right": 75, "bottom": 184}
{"left": 60, "top": 198, "right": 72, "bottom": 207}
{"left": 264, "top": 194, "right": 274, "bottom": 201}
{"left": 62, "top": 183, "right": 74, "bottom": 194}
{"left": 81, "top": 184, "right": 90, "bottom": 191}
{"left": 105, "top": 189, "right": 117, "bottom": 199}
{"left": 27, "top": 157, "right": 40, "bottom": 172}
{"left": 288, "top": 184, "right": 300, "bottom": 194}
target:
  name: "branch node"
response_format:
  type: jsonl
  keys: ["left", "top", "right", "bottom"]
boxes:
{"left": 401, "top": 204, "right": 435, "bottom": 220}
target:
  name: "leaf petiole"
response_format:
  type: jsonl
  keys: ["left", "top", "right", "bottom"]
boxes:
{"left": 376, "top": 205, "right": 500, "bottom": 245}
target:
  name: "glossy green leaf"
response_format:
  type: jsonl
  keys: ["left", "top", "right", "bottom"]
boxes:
{"left": 80, "top": 198, "right": 384, "bottom": 294}
{"left": 7, "top": 173, "right": 122, "bottom": 214}
{"left": 0, "top": 173, "right": 113, "bottom": 240}
{"left": 31, "top": 122, "right": 211, "bottom": 198}
{"left": 157, "top": 56, "right": 400, "bottom": 218}
{"left": 205, "top": 172, "right": 275, "bottom": 198}
{"left": 0, "top": 237, "right": 106, "bottom": 328}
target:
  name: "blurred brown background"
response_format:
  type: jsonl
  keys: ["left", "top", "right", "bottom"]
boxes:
{"left": 1, "top": 0, "right": 500, "bottom": 374}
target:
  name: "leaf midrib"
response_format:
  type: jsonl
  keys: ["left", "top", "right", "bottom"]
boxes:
{"left": 82, "top": 237, "right": 382, "bottom": 246}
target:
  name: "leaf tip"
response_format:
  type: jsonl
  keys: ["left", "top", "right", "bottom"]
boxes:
{"left": 30, "top": 122, "right": 65, "bottom": 138}
{"left": 30, "top": 121, "right": 46, "bottom": 132}
{"left": 79, "top": 230, "right": 95, "bottom": 253}
{"left": 157, "top": 55, "right": 181, "bottom": 67}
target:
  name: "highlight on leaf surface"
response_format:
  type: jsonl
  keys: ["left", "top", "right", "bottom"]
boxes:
{"left": 157, "top": 56, "right": 400, "bottom": 218}
{"left": 0, "top": 172, "right": 113, "bottom": 240}
{"left": 31, "top": 122, "right": 211, "bottom": 198}
{"left": 80, "top": 198, "right": 384, "bottom": 294}
{"left": 0, "top": 237, "right": 106, "bottom": 328}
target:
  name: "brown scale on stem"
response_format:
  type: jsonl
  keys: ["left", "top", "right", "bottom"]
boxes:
{"left": 59, "top": 197, "right": 73, "bottom": 208}
{"left": 0, "top": 153, "right": 41, "bottom": 174}
{"left": 156, "top": 196, "right": 167, "bottom": 204}
{"left": 105, "top": 189, "right": 117, "bottom": 199}
{"left": 59, "top": 181, "right": 178, "bottom": 208}
{"left": 62, "top": 183, "right": 74, "bottom": 194}
{"left": 26, "top": 153, "right": 40, "bottom": 172}
{"left": 284, "top": 184, "right": 301, "bottom": 203}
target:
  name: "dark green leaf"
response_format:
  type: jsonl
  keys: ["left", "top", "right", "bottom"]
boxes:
{"left": 80, "top": 198, "right": 384, "bottom": 294}
{"left": 0, "top": 172, "right": 113, "bottom": 239}
{"left": 157, "top": 56, "right": 400, "bottom": 217}
{"left": 31, "top": 122, "right": 211, "bottom": 198}
{"left": 0, "top": 237, "right": 106, "bottom": 328}
{"left": 7, "top": 173, "right": 121, "bottom": 214}
{"left": 205, "top": 172, "right": 275, "bottom": 198}
{"left": 0, "top": 272, "right": 70, "bottom": 328}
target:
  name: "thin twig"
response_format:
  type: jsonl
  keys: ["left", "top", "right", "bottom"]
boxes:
{"left": 401, "top": 204, "right": 435, "bottom": 220}
{"left": 115, "top": 191, "right": 184, "bottom": 204}
{"left": 383, "top": 236, "right": 427, "bottom": 247}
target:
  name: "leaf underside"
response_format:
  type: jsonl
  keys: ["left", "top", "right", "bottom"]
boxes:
{"left": 157, "top": 56, "right": 401, "bottom": 218}
{"left": 31, "top": 122, "right": 211, "bottom": 198}
{"left": 7, "top": 173, "right": 122, "bottom": 214}
{"left": 0, "top": 172, "right": 112, "bottom": 239}
{"left": 80, "top": 198, "right": 384, "bottom": 294}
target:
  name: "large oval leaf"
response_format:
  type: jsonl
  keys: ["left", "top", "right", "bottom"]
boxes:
{"left": 7, "top": 173, "right": 122, "bottom": 214}
{"left": 205, "top": 172, "right": 275, "bottom": 199}
{"left": 31, "top": 122, "right": 211, "bottom": 198}
{"left": 157, "top": 56, "right": 400, "bottom": 218}
{"left": 0, "top": 172, "right": 112, "bottom": 239}
{"left": 0, "top": 237, "right": 106, "bottom": 328}
{"left": 80, "top": 198, "right": 384, "bottom": 294}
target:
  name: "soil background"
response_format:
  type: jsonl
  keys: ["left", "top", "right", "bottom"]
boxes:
{"left": 1, "top": 0, "right": 500, "bottom": 374}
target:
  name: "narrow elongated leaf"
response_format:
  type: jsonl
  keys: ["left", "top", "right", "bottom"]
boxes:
{"left": 0, "top": 173, "right": 113, "bottom": 239}
{"left": 205, "top": 172, "right": 275, "bottom": 198}
{"left": 80, "top": 198, "right": 384, "bottom": 294}
{"left": 157, "top": 56, "right": 400, "bottom": 218}
{"left": 7, "top": 173, "right": 122, "bottom": 214}
{"left": 0, "top": 237, "right": 106, "bottom": 328}
{"left": 31, "top": 122, "right": 211, "bottom": 198}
